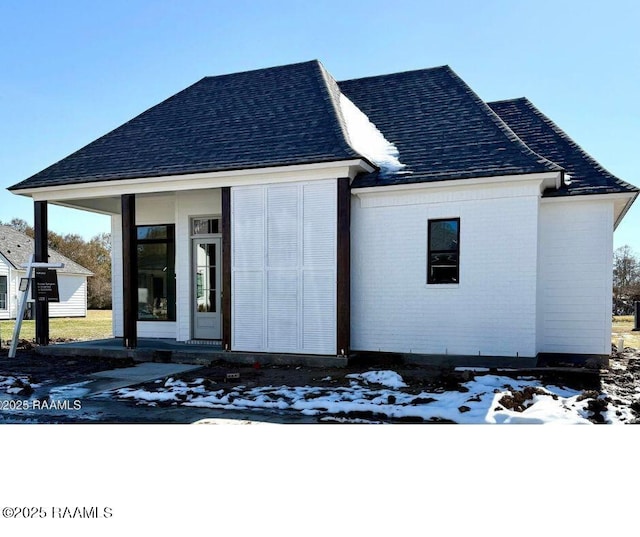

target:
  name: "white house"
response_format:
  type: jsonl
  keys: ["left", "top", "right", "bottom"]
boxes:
{"left": 7, "top": 61, "right": 638, "bottom": 365}
{"left": 0, "top": 225, "right": 92, "bottom": 319}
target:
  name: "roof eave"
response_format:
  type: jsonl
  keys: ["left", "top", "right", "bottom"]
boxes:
{"left": 10, "top": 158, "right": 376, "bottom": 201}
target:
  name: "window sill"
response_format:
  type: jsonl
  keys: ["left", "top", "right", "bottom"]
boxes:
{"left": 425, "top": 283, "right": 460, "bottom": 289}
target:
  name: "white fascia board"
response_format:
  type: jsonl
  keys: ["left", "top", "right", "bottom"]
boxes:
{"left": 541, "top": 191, "right": 638, "bottom": 229}
{"left": 0, "top": 251, "right": 18, "bottom": 270}
{"left": 14, "top": 159, "right": 374, "bottom": 202}
{"left": 352, "top": 171, "right": 561, "bottom": 197}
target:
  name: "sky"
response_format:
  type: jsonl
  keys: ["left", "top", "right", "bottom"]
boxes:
{"left": 0, "top": 0, "right": 638, "bottom": 251}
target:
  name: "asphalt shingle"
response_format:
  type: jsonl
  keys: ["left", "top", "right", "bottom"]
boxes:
{"left": 9, "top": 61, "right": 362, "bottom": 191}
{"left": 339, "top": 66, "right": 561, "bottom": 188}
{"left": 488, "top": 97, "right": 638, "bottom": 196}
{"left": 9, "top": 61, "right": 635, "bottom": 199}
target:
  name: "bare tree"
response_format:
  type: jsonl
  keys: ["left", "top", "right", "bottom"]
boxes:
{"left": 614, "top": 245, "right": 640, "bottom": 314}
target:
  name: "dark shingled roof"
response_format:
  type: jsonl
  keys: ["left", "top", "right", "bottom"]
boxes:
{"left": 9, "top": 61, "right": 635, "bottom": 198}
{"left": 9, "top": 60, "right": 362, "bottom": 191}
{"left": 0, "top": 226, "right": 93, "bottom": 276}
{"left": 488, "top": 97, "right": 638, "bottom": 197}
{"left": 338, "top": 66, "right": 561, "bottom": 188}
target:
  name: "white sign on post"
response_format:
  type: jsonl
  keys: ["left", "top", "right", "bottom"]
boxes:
{"left": 8, "top": 256, "right": 64, "bottom": 359}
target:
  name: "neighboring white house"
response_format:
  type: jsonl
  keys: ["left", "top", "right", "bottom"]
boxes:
{"left": 7, "top": 61, "right": 638, "bottom": 365}
{"left": 0, "top": 225, "right": 92, "bottom": 319}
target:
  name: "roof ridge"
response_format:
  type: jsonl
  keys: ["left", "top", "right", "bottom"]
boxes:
{"left": 442, "top": 69, "right": 562, "bottom": 174}
{"left": 487, "top": 96, "right": 528, "bottom": 106}
{"left": 313, "top": 61, "right": 368, "bottom": 165}
{"left": 201, "top": 59, "right": 321, "bottom": 81}
{"left": 315, "top": 61, "right": 377, "bottom": 170}
{"left": 339, "top": 64, "right": 451, "bottom": 84}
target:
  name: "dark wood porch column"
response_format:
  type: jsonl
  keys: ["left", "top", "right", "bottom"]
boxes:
{"left": 221, "top": 187, "right": 231, "bottom": 350}
{"left": 121, "top": 194, "right": 137, "bottom": 349}
{"left": 336, "top": 178, "right": 351, "bottom": 356}
{"left": 34, "top": 201, "right": 49, "bottom": 346}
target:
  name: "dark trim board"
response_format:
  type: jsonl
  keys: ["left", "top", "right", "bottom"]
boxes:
{"left": 336, "top": 177, "right": 350, "bottom": 355}
{"left": 221, "top": 187, "right": 231, "bottom": 350}
{"left": 121, "top": 194, "right": 138, "bottom": 349}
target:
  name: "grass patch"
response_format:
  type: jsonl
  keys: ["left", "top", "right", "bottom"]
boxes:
{"left": 0, "top": 310, "right": 112, "bottom": 343}
{"left": 612, "top": 315, "right": 640, "bottom": 349}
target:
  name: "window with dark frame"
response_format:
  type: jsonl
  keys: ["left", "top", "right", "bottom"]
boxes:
{"left": 0, "top": 275, "right": 7, "bottom": 309}
{"left": 428, "top": 218, "right": 460, "bottom": 284}
{"left": 136, "top": 225, "right": 176, "bottom": 321}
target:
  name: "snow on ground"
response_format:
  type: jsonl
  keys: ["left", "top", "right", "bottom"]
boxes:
{"left": 110, "top": 370, "right": 632, "bottom": 424}
{"left": 345, "top": 370, "right": 407, "bottom": 389}
{"left": 48, "top": 380, "right": 93, "bottom": 399}
{"left": 0, "top": 375, "right": 38, "bottom": 395}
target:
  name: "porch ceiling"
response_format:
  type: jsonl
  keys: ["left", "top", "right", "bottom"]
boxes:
{"left": 52, "top": 197, "right": 121, "bottom": 215}
{"left": 50, "top": 189, "right": 220, "bottom": 216}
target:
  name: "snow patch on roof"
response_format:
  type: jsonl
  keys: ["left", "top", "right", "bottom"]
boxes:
{"left": 339, "top": 93, "right": 406, "bottom": 176}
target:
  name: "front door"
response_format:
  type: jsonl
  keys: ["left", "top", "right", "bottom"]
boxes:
{"left": 193, "top": 237, "right": 221, "bottom": 339}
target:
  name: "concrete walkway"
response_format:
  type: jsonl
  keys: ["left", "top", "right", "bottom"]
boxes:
{"left": 86, "top": 362, "right": 203, "bottom": 393}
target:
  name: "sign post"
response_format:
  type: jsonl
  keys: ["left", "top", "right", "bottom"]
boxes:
{"left": 8, "top": 257, "right": 64, "bottom": 358}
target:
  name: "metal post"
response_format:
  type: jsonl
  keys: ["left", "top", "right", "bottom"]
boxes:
{"left": 634, "top": 301, "right": 640, "bottom": 331}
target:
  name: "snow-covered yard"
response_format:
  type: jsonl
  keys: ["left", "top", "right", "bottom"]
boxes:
{"left": 110, "top": 366, "right": 635, "bottom": 424}
{"left": 0, "top": 375, "right": 38, "bottom": 395}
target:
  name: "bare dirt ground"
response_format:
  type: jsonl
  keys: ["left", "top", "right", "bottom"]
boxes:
{"left": 1, "top": 343, "right": 639, "bottom": 423}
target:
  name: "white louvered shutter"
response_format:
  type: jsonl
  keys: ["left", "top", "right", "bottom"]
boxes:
{"left": 232, "top": 187, "right": 265, "bottom": 351}
{"left": 231, "top": 180, "right": 337, "bottom": 355}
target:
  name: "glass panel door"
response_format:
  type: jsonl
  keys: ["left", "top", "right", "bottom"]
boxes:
{"left": 193, "top": 238, "right": 221, "bottom": 339}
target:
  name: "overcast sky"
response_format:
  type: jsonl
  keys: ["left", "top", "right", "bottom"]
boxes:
{"left": 1, "top": 0, "right": 638, "bottom": 251}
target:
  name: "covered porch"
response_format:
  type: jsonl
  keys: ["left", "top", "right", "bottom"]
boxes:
{"left": 27, "top": 185, "right": 232, "bottom": 351}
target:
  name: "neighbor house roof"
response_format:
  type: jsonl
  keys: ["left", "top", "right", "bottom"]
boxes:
{"left": 0, "top": 226, "right": 93, "bottom": 276}
{"left": 339, "top": 66, "right": 561, "bottom": 188}
{"left": 9, "top": 61, "right": 363, "bottom": 191}
{"left": 8, "top": 60, "right": 635, "bottom": 199}
{"left": 488, "top": 97, "right": 638, "bottom": 197}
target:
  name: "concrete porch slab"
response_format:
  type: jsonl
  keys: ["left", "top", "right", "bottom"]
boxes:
{"left": 35, "top": 338, "right": 349, "bottom": 367}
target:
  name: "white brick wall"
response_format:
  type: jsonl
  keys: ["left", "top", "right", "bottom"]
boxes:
{"left": 351, "top": 182, "right": 541, "bottom": 357}
{"left": 537, "top": 199, "right": 614, "bottom": 355}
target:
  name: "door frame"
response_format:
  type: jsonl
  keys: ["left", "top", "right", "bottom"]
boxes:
{"left": 190, "top": 216, "right": 222, "bottom": 340}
